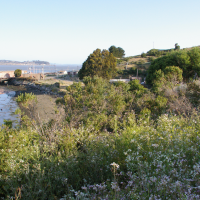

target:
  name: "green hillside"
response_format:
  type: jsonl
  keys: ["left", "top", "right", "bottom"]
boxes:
{"left": 116, "top": 45, "right": 200, "bottom": 80}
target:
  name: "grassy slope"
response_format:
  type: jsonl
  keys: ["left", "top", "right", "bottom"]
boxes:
{"left": 116, "top": 45, "right": 200, "bottom": 78}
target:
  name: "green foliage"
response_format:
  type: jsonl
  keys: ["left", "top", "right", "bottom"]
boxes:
{"left": 109, "top": 45, "right": 125, "bottom": 58}
{"left": 128, "top": 67, "right": 147, "bottom": 77}
{"left": 164, "top": 66, "right": 183, "bottom": 83}
{"left": 175, "top": 43, "right": 180, "bottom": 50}
{"left": 146, "top": 48, "right": 200, "bottom": 84}
{"left": 186, "top": 80, "right": 200, "bottom": 106}
{"left": 141, "top": 52, "right": 146, "bottom": 58}
{"left": 147, "top": 49, "right": 161, "bottom": 56}
{"left": 3, "top": 120, "right": 12, "bottom": 128}
{"left": 135, "top": 59, "right": 146, "bottom": 65}
{"left": 113, "top": 81, "right": 130, "bottom": 91}
{"left": 78, "top": 49, "right": 117, "bottom": 80}
{"left": 128, "top": 79, "right": 147, "bottom": 96}
{"left": 14, "top": 69, "right": 22, "bottom": 77}
{"left": 187, "top": 47, "right": 200, "bottom": 75}
{"left": 116, "top": 59, "right": 123, "bottom": 64}
{"left": 149, "top": 57, "right": 155, "bottom": 62}
{"left": 16, "top": 92, "right": 37, "bottom": 108}
{"left": 2, "top": 107, "right": 200, "bottom": 198}
{"left": 2, "top": 76, "right": 200, "bottom": 198}
{"left": 116, "top": 69, "right": 123, "bottom": 75}
{"left": 123, "top": 57, "right": 129, "bottom": 62}
{"left": 152, "top": 66, "right": 183, "bottom": 93}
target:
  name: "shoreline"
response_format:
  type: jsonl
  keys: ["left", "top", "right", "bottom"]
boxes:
{"left": 1, "top": 81, "right": 65, "bottom": 123}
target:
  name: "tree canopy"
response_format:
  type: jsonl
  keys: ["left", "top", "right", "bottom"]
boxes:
{"left": 78, "top": 48, "right": 117, "bottom": 80}
{"left": 108, "top": 45, "right": 125, "bottom": 58}
{"left": 146, "top": 47, "right": 200, "bottom": 84}
{"left": 14, "top": 69, "right": 22, "bottom": 77}
{"left": 175, "top": 43, "right": 180, "bottom": 50}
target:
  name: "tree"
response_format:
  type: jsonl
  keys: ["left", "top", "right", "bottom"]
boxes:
{"left": 128, "top": 79, "right": 147, "bottom": 96}
{"left": 175, "top": 43, "right": 180, "bottom": 50}
{"left": 187, "top": 47, "right": 200, "bottom": 76}
{"left": 147, "top": 49, "right": 160, "bottom": 56}
{"left": 151, "top": 66, "right": 183, "bottom": 93}
{"left": 164, "top": 66, "right": 183, "bottom": 83}
{"left": 141, "top": 52, "right": 146, "bottom": 58}
{"left": 78, "top": 49, "right": 117, "bottom": 80}
{"left": 108, "top": 45, "right": 125, "bottom": 58}
{"left": 146, "top": 48, "right": 200, "bottom": 84}
{"left": 14, "top": 69, "right": 22, "bottom": 77}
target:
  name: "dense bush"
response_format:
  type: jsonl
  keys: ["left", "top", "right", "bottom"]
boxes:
{"left": 14, "top": 69, "right": 22, "bottom": 77}
{"left": 2, "top": 76, "right": 200, "bottom": 199}
{"left": 141, "top": 52, "right": 146, "bottom": 58}
{"left": 147, "top": 47, "right": 200, "bottom": 85}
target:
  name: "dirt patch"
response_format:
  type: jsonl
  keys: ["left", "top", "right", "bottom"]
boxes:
{"left": 10, "top": 84, "right": 65, "bottom": 123}
{"left": 27, "top": 94, "right": 65, "bottom": 123}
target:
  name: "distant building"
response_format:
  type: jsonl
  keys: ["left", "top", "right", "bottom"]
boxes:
{"left": 58, "top": 70, "right": 67, "bottom": 75}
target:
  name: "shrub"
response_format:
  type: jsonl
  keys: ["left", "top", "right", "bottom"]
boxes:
{"left": 149, "top": 57, "right": 155, "bottom": 62}
{"left": 2, "top": 76, "right": 200, "bottom": 199}
{"left": 128, "top": 79, "right": 147, "bottom": 96}
{"left": 141, "top": 52, "right": 146, "bottom": 58}
{"left": 14, "top": 69, "right": 22, "bottom": 77}
{"left": 16, "top": 92, "right": 37, "bottom": 108}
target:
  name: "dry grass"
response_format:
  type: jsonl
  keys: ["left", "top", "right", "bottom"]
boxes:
{"left": 35, "top": 75, "right": 83, "bottom": 88}
{"left": 117, "top": 56, "right": 152, "bottom": 71}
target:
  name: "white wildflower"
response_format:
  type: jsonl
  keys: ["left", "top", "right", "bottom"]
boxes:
{"left": 152, "top": 144, "right": 159, "bottom": 148}
{"left": 110, "top": 162, "right": 119, "bottom": 169}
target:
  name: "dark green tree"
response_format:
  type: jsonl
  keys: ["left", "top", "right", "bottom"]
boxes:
{"left": 175, "top": 43, "right": 180, "bottom": 50}
{"left": 14, "top": 69, "right": 22, "bottom": 77}
{"left": 147, "top": 49, "right": 160, "bottom": 56}
{"left": 108, "top": 45, "right": 125, "bottom": 58}
{"left": 78, "top": 49, "right": 117, "bottom": 80}
{"left": 187, "top": 47, "right": 200, "bottom": 76}
{"left": 141, "top": 52, "right": 146, "bottom": 58}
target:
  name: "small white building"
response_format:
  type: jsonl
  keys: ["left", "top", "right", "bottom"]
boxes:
{"left": 58, "top": 70, "right": 67, "bottom": 75}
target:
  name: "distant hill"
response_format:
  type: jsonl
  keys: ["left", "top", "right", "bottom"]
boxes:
{"left": 0, "top": 60, "right": 50, "bottom": 65}
{"left": 115, "top": 45, "right": 200, "bottom": 79}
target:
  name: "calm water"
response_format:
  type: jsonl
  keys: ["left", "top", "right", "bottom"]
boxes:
{"left": 0, "top": 64, "right": 81, "bottom": 73}
{"left": 0, "top": 86, "right": 19, "bottom": 127}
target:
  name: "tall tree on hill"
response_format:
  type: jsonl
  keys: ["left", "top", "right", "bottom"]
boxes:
{"left": 108, "top": 45, "right": 125, "bottom": 58}
{"left": 175, "top": 43, "right": 180, "bottom": 50}
{"left": 78, "top": 49, "right": 117, "bottom": 80}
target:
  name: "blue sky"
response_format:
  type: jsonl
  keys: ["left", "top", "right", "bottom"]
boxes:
{"left": 0, "top": 0, "right": 199, "bottom": 64}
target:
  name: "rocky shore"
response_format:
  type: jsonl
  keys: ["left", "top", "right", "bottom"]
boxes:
{"left": 9, "top": 78, "right": 63, "bottom": 97}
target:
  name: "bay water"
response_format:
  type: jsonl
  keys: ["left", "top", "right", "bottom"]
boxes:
{"left": 0, "top": 64, "right": 81, "bottom": 73}
{"left": 0, "top": 86, "right": 20, "bottom": 127}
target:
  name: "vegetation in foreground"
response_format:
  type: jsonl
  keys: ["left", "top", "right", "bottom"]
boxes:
{"left": 1, "top": 74, "right": 200, "bottom": 199}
